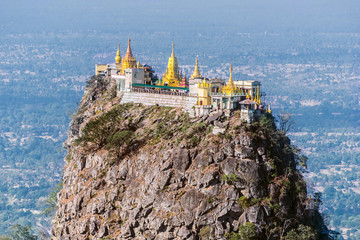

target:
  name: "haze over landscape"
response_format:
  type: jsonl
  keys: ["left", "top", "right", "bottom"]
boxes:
{"left": 0, "top": 0, "right": 359, "bottom": 238}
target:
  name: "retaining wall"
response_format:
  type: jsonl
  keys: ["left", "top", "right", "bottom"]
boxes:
{"left": 120, "top": 91, "right": 198, "bottom": 116}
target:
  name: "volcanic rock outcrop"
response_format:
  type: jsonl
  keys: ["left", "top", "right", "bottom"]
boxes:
{"left": 52, "top": 76, "right": 326, "bottom": 240}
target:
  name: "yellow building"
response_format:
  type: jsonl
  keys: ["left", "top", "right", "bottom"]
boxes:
{"left": 95, "top": 64, "right": 108, "bottom": 75}
{"left": 121, "top": 38, "right": 136, "bottom": 75}
{"left": 160, "top": 43, "right": 181, "bottom": 87}
{"left": 197, "top": 78, "right": 212, "bottom": 105}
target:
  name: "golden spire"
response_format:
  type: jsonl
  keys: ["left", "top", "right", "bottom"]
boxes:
{"left": 268, "top": 104, "right": 272, "bottom": 114}
{"left": 161, "top": 42, "right": 180, "bottom": 87}
{"left": 221, "top": 62, "right": 238, "bottom": 95}
{"left": 190, "top": 57, "right": 203, "bottom": 79}
{"left": 115, "top": 44, "right": 121, "bottom": 64}
{"left": 257, "top": 85, "right": 261, "bottom": 104}
{"left": 171, "top": 42, "right": 175, "bottom": 57}
{"left": 124, "top": 38, "right": 134, "bottom": 60}
{"left": 228, "top": 62, "right": 234, "bottom": 86}
{"left": 121, "top": 38, "right": 137, "bottom": 75}
{"left": 137, "top": 59, "right": 142, "bottom": 68}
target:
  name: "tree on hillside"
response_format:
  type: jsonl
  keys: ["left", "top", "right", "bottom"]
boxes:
{"left": 278, "top": 112, "right": 295, "bottom": 134}
{"left": 8, "top": 224, "right": 38, "bottom": 240}
{"left": 283, "top": 224, "right": 316, "bottom": 240}
{"left": 225, "top": 222, "right": 257, "bottom": 240}
{"left": 42, "top": 182, "right": 63, "bottom": 216}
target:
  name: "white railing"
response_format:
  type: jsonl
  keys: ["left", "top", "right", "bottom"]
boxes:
{"left": 131, "top": 87, "right": 189, "bottom": 97}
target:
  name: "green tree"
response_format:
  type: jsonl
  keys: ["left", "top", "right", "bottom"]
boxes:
{"left": 105, "top": 130, "right": 134, "bottom": 159}
{"left": 42, "top": 182, "right": 63, "bottom": 216}
{"left": 259, "top": 113, "right": 277, "bottom": 134}
{"left": 283, "top": 224, "right": 316, "bottom": 240}
{"left": 226, "top": 222, "right": 257, "bottom": 240}
{"left": 9, "top": 224, "right": 38, "bottom": 240}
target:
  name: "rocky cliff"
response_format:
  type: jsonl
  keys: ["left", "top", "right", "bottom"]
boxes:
{"left": 52, "top": 76, "right": 327, "bottom": 240}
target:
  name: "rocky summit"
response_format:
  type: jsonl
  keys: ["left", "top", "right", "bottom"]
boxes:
{"left": 52, "top": 76, "right": 327, "bottom": 240}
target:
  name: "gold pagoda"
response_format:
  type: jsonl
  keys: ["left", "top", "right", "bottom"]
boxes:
{"left": 221, "top": 63, "right": 240, "bottom": 95}
{"left": 115, "top": 44, "right": 121, "bottom": 64}
{"left": 159, "top": 43, "right": 181, "bottom": 87}
{"left": 190, "top": 57, "right": 203, "bottom": 79}
{"left": 121, "top": 38, "right": 136, "bottom": 75}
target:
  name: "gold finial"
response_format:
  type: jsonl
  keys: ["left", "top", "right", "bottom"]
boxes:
{"left": 115, "top": 44, "right": 121, "bottom": 64}
{"left": 229, "top": 62, "right": 233, "bottom": 84}
{"left": 124, "top": 38, "right": 134, "bottom": 59}
{"left": 268, "top": 104, "right": 272, "bottom": 114}
{"left": 171, "top": 42, "right": 175, "bottom": 57}
{"left": 137, "top": 59, "right": 142, "bottom": 68}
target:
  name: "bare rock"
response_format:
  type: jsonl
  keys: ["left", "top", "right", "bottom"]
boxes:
{"left": 171, "top": 148, "right": 190, "bottom": 173}
{"left": 207, "top": 111, "right": 223, "bottom": 123}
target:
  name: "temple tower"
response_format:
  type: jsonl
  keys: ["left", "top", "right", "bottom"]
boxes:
{"left": 161, "top": 43, "right": 181, "bottom": 87}
{"left": 190, "top": 57, "right": 203, "bottom": 79}
{"left": 221, "top": 62, "right": 239, "bottom": 95}
{"left": 115, "top": 44, "right": 121, "bottom": 64}
{"left": 121, "top": 38, "right": 136, "bottom": 75}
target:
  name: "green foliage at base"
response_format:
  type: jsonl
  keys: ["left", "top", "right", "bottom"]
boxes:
{"left": 75, "top": 103, "right": 135, "bottom": 149}
{"left": 283, "top": 224, "right": 317, "bottom": 240}
{"left": 259, "top": 113, "right": 277, "bottom": 134}
{"left": 225, "top": 222, "right": 257, "bottom": 240}
{"left": 0, "top": 224, "right": 38, "bottom": 240}
{"left": 221, "top": 174, "right": 240, "bottom": 184}
{"left": 75, "top": 103, "right": 210, "bottom": 157}
{"left": 237, "top": 196, "right": 262, "bottom": 209}
{"left": 199, "top": 226, "right": 212, "bottom": 240}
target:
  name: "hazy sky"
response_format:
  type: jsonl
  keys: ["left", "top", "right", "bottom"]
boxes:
{"left": 1, "top": 0, "right": 359, "bottom": 34}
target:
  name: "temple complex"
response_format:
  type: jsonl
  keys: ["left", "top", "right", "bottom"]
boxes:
{"left": 95, "top": 40, "right": 272, "bottom": 122}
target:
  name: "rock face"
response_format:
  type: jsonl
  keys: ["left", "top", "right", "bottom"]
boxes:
{"left": 52, "top": 76, "right": 326, "bottom": 240}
